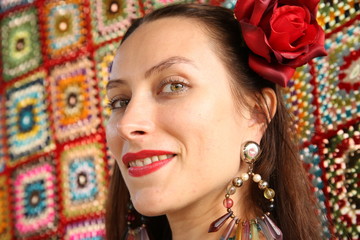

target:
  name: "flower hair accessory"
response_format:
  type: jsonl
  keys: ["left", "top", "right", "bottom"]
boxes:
{"left": 234, "top": 0, "right": 327, "bottom": 87}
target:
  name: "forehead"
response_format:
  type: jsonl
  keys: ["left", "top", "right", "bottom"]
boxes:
{"left": 112, "top": 17, "right": 217, "bottom": 76}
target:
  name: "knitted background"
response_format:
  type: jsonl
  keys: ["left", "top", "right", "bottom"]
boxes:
{"left": 0, "top": 0, "right": 358, "bottom": 239}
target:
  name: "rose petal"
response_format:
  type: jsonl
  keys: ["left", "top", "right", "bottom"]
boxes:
{"left": 269, "top": 30, "right": 304, "bottom": 53}
{"left": 269, "top": 29, "right": 308, "bottom": 56}
{"left": 249, "top": 0, "right": 273, "bottom": 25}
{"left": 249, "top": 54, "right": 295, "bottom": 87}
{"left": 270, "top": 6, "right": 308, "bottom": 42}
{"left": 278, "top": 45, "right": 308, "bottom": 60}
{"left": 240, "top": 21, "right": 272, "bottom": 62}
{"left": 234, "top": 0, "right": 256, "bottom": 21}
{"left": 291, "top": 24, "right": 317, "bottom": 48}
{"left": 279, "top": 0, "right": 319, "bottom": 16}
{"left": 287, "top": 26, "right": 327, "bottom": 67}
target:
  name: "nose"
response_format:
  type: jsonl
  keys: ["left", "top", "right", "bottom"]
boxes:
{"left": 116, "top": 97, "right": 155, "bottom": 140}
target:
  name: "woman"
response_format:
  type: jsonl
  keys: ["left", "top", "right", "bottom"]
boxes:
{"left": 105, "top": 2, "right": 327, "bottom": 240}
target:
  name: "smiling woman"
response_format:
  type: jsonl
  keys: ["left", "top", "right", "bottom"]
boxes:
{"left": 105, "top": 2, "right": 326, "bottom": 240}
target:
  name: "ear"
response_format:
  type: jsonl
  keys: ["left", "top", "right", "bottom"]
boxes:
{"left": 248, "top": 88, "right": 277, "bottom": 139}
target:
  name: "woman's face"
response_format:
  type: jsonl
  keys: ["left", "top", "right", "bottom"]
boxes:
{"left": 106, "top": 17, "right": 260, "bottom": 216}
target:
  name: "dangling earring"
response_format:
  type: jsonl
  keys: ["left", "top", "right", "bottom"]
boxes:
{"left": 208, "top": 141, "right": 283, "bottom": 240}
{"left": 125, "top": 200, "right": 150, "bottom": 240}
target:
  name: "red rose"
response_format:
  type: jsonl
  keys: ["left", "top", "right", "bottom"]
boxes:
{"left": 234, "top": 0, "right": 327, "bottom": 87}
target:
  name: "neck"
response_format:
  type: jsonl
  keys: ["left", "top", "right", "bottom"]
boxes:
{"left": 167, "top": 184, "right": 254, "bottom": 240}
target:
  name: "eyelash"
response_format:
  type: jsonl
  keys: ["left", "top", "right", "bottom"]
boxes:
{"left": 107, "top": 97, "right": 130, "bottom": 111}
{"left": 159, "top": 77, "right": 189, "bottom": 95}
{"left": 107, "top": 77, "right": 189, "bottom": 111}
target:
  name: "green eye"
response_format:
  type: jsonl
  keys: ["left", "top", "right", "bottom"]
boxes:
{"left": 162, "top": 82, "right": 186, "bottom": 93}
{"left": 108, "top": 98, "right": 130, "bottom": 110}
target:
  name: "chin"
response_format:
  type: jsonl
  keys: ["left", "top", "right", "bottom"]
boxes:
{"left": 130, "top": 189, "right": 170, "bottom": 217}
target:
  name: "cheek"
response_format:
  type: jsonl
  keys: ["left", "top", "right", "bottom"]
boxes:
{"left": 161, "top": 95, "right": 243, "bottom": 170}
{"left": 105, "top": 116, "right": 124, "bottom": 162}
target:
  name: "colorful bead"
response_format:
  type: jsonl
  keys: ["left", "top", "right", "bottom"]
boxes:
{"left": 140, "top": 225, "right": 150, "bottom": 240}
{"left": 235, "top": 221, "right": 242, "bottom": 240}
{"left": 241, "top": 173, "right": 249, "bottom": 181}
{"left": 208, "top": 211, "right": 233, "bottom": 233}
{"left": 252, "top": 174, "right": 261, "bottom": 183}
{"left": 223, "top": 198, "right": 234, "bottom": 209}
{"left": 250, "top": 222, "right": 260, "bottom": 240}
{"left": 263, "top": 214, "right": 283, "bottom": 240}
{"left": 264, "top": 188, "right": 275, "bottom": 200}
{"left": 258, "top": 180, "right": 268, "bottom": 189}
{"left": 242, "top": 141, "right": 260, "bottom": 163}
{"left": 257, "top": 217, "right": 273, "bottom": 240}
{"left": 227, "top": 185, "right": 236, "bottom": 195}
{"left": 233, "top": 177, "right": 243, "bottom": 187}
{"left": 268, "top": 203, "right": 275, "bottom": 211}
{"left": 242, "top": 221, "right": 250, "bottom": 240}
{"left": 220, "top": 217, "right": 237, "bottom": 240}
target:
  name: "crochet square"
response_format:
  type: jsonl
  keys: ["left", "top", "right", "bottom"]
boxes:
{"left": 321, "top": 122, "right": 359, "bottom": 239}
{"left": 282, "top": 65, "right": 316, "bottom": 145}
{"left": 64, "top": 218, "right": 106, "bottom": 239}
{"left": 0, "top": 7, "right": 42, "bottom": 81}
{"left": 94, "top": 42, "right": 118, "bottom": 125}
{"left": 0, "top": 176, "right": 11, "bottom": 240}
{"left": 43, "top": 0, "right": 87, "bottom": 57}
{"left": 49, "top": 58, "right": 101, "bottom": 142}
{"left": 89, "top": 0, "right": 141, "bottom": 44}
{"left": 5, "top": 72, "right": 52, "bottom": 166}
{"left": 314, "top": 20, "right": 360, "bottom": 133}
{"left": 10, "top": 157, "right": 58, "bottom": 238}
{"left": 60, "top": 141, "right": 107, "bottom": 219}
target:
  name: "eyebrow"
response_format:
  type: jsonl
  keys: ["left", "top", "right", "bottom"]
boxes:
{"left": 144, "top": 56, "right": 196, "bottom": 78}
{"left": 106, "top": 56, "right": 196, "bottom": 91}
{"left": 106, "top": 79, "right": 126, "bottom": 90}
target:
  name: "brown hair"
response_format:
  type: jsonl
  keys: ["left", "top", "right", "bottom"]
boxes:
{"left": 106, "top": 4, "right": 323, "bottom": 240}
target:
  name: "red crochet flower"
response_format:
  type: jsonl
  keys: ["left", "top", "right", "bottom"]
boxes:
{"left": 234, "top": 0, "right": 327, "bottom": 87}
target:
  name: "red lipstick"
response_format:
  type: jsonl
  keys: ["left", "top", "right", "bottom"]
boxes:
{"left": 122, "top": 150, "right": 175, "bottom": 177}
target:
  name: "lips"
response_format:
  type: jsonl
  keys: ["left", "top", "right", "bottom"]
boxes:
{"left": 122, "top": 150, "right": 176, "bottom": 177}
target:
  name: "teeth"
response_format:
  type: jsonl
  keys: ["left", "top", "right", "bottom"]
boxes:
{"left": 151, "top": 156, "right": 159, "bottom": 162}
{"left": 129, "top": 154, "right": 174, "bottom": 167}
{"left": 136, "top": 160, "right": 144, "bottom": 167}
{"left": 144, "top": 158, "right": 152, "bottom": 165}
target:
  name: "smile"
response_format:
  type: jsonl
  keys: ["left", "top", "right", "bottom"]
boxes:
{"left": 122, "top": 150, "right": 176, "bottom": 177}
{"left": 128, "top": 154, "right": 174, "bottom": 167}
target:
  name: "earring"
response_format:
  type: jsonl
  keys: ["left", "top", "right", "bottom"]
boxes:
{"left": 208, "top": 141, "right": 283, "bottom": 240}
{"left": 125, "top": 201, "right": 150, "bottom": 240}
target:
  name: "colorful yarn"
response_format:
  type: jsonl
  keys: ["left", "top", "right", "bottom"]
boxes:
{"left": 5, "top": 72, "right": 53, "bottom": 166}
{"left": 60, "top": 140, "right": 107, "bottom": 219}
{"left": 0, "top": 7, "right": 42, "bottom": 81}
{"left": 11, "top": 156, "right": 58, "bottom": 238}
{"left": 90, "top": 0, "right": 141, "bottom": 44}
{"left": 49, "top": 57, "right": 100, "bottom": 142}
{"left": 43, "top": 0, "right": 87, "bottom": 57}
